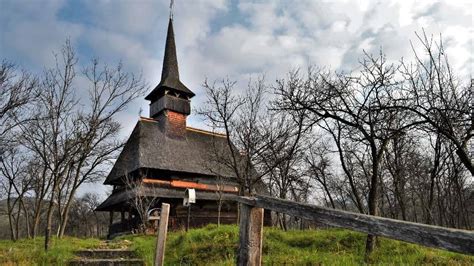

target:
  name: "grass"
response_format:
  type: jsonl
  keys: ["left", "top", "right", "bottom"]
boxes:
{"left": 0, "top": 224, "right": 472, "bottom": 265}
{"left": 0, "top": 236, "right": 101, "bottom": 265}
{"left": 117, "top": 224, "right": 473, "bottom": 265}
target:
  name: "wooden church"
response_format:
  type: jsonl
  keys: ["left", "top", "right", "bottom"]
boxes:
{"left": 96, "top": 16, "right": 254, "bottom": 236}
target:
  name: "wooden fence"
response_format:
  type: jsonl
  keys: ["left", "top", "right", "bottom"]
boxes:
{"left": 233, "top": 195, "right": 474, "bottom": 266}
{"left": 153, "top": 195, "right": 474, "bottom": 266}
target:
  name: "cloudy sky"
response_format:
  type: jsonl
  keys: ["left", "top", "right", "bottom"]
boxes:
{"left": 1, "top": 0, "right": 472, "bottom": 195}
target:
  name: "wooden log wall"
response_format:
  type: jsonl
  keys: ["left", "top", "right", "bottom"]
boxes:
{"left": 173, "top": 202, "right": 238, "bottom": 229}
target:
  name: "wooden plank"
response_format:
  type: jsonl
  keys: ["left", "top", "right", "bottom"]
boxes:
{"left": 225, "top": 195, "right": 256, "bottom": 206}
{"left": 237, "top": 204, "right": 264, "bottom": 266}
{"left": 141, "top": 186, "right": 238, "bottom": 201}
{"left": 252, "top": 195, "right": 474, "bottom": 255}
{"left": 142, "top": 178, "right": 239, "bottom": 193}
{"left": 142, "top": 179, "right": 171, "bottom": 185}
{"left": 109, "top": 211, "right": 114, "bottom": 226}
{"left": 171, "top": 180, "right": 239, "bottom": 193}
{"left": 154, "top": 203, "right": 170, "bottom": 266}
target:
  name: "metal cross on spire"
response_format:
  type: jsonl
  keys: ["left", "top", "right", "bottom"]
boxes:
{"left": 169, "top": 0, "right": 174, "bottom": 20}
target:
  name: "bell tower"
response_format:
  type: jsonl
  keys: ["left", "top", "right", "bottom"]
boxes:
{"left": 145, "top": 16, "right": 195, "bottom": 137}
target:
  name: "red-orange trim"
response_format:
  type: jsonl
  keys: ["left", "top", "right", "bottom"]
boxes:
{"left": 142, "top": 178, "right": 238, "bottom": 193}
{"left": 143, "top": 179, "right": 170, "bottom": 185}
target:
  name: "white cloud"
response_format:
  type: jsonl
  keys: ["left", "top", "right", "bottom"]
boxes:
{"left": 1, "top": 0, "right": 472, "bottom": 196}
{"left": 0, "top": 0, "right": 83, "bottom": 69}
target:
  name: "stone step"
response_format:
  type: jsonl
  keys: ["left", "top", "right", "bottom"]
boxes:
{"left": 68, "top": 258, "right": 144, "bottom": 266}
{"left": 74, "top": 249, "right": 137, "bottom": 259}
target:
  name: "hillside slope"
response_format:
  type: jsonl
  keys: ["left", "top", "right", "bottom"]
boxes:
{"left": 122, "top": 224, "right": 472, "bottom": 265}
{"left": 1, "top": 224, "right": 472, "bottom": 265}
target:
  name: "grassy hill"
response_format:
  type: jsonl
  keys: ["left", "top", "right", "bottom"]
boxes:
{"left": 0, "top": 224, "right": 472, "bottom": 265}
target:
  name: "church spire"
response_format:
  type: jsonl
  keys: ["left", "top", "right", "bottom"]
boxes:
{"left": 145, "top": 13, "right": 195, "bottom": 103}
{"left": 161, "top": 17, "right": 180, "bottom": 83}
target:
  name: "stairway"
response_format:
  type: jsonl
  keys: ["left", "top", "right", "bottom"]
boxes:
{"left": 69, "top": 249, "right": 144, "bottom": 266}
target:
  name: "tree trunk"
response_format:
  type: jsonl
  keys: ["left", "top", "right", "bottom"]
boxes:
{"left": 55, "top": 189, "right": 64, "bottom": 237}
{"left": 44, "top": 202, "right": 54, "bottom": 251}
{"left": 217, "top": 198, "right": 222, "bottom": 227}
{"left": 58, "top": 186, "right": 77, "bottom": 238}
{"left": 427, "top": 134, "right": 441, "bottom": 224}
{"left": 331, "top": 126, "right": 364, "bottom": 213}
{"left": 45, "top": 178, "right": 59, "bottom": 251}
{"left": 32, "top": 199, "right": 43, "bottom": 238}
{"left": 20, "top": 200, "right": 31, "bottom": 238}
{"left": 14, "top": 201, "right": 22, "bottom": 240}
{"left": 321, "top": 180, "right": 336, "bottom": 209}
{"left": 8, "top": 210, "right": 16, "bottom": 241}
{"left": 365, "top": 139, "right": 387, "bottom": 260}
{"left": 32, "top": 166, "right": 49, "bottom": 238}
{"left": 278, "top": 193, "right": 288, "bottom": 230}
{"left": 7, "top": 194, "right": 16, "bottom": 241}
{"left": 455, "top": 147, "right": 474, "bottom": 176}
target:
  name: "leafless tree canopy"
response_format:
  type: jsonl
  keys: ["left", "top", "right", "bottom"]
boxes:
{"left": 201, "top": 32, "right": 472, "bottom": 258}
{"left": 0, "top": 40, "right": 147, "bottom": 249}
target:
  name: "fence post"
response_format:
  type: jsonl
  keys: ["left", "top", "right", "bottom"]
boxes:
{"left": 154, "top": 203, "right": 170, "bottom": 266}
{"left": 237, "top": 203, "right": 264, "bottom": 266}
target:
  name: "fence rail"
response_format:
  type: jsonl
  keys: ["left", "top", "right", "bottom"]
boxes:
{"left": 229, "top": 195, "right": 474, "bottom": 265}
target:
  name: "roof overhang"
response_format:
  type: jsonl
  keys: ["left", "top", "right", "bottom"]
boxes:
{"left": 95, "top": 185, "right": 237, "bottom": 212}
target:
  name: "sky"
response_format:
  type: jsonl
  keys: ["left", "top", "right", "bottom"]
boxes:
{"left": 1, "top": 0, "right": 472, "bottom": 197}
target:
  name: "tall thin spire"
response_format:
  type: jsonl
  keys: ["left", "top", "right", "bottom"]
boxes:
{"left": 145, "top": 12, "right": 194, "bottom": 101}
{"left": 161, "top": 17, "right": 179, "bottom": 82}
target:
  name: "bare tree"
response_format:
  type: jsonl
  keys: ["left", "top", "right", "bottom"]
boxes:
{"left": 199, "top": 78, "right": 265, "bottom": 195}
{"left": 395, "top": 32, "right": 473, "bottom": 175}
{"left": 81, "top": 192, "right": 106, "bottom": 237}
{"left": 30, "top": 41, "right": 79, "bottom": 251}
{"left": 61, "top": 192, "right": 109, "bottom": 237}
{"left": 200, "top": 76, "right": 313, "bottom": 231}
{"left": 0, "top": 63, "right": 38, "bottom": 240}
{"left": 320, "top": 120, "right": 366, "bottom": 213}
{"left": 56, "top": 57, "right": 147, "bottom": 238}
{"left": 306, "top": 142, "right": 336, "bottom": 209}
{"left": 200, "top": 77, "right": 310, "bottom": 199}
{"left": 214, "top": 174, "right": 226, "bottom": 227}
{"left": 123, "top": 174, "right": 158, "bottom": 233}
{"left": 258, "top": 110, "right": 310, "bottom": 230}
{"left": 26, "top": 150, "right": 52, "bottom": 238}
{"left": 275, "top": 51, "right": 417, "bottom": 257}
{"left": 0, "top": 61, "right": 38, "bottom": 151}
{"left": 0, "top": 146, "right": 32, "bottom": 240}
{"left": 17, "top": 40, "right": 146, "bottom": 249}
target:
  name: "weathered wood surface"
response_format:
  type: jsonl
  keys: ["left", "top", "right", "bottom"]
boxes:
{"left": 97, "top": 186, "right": 241, "bottom": 211}
{"left": 237, "top": 204, "right": 264, "bottom": 266}
{"left": 154, "top": 203, "right": 170, "bottom": 266}
{"left": 236, "top": 195, "right": 474, "bottom": 255}
{"left": 143, "top": 178, "right": 239, "bottom": 193}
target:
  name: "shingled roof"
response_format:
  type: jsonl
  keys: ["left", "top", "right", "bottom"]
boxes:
{"left": 104, "top": 118, "right": 237, "bottom": 185}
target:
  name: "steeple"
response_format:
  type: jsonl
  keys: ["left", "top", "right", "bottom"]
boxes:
{"left": 145, "top": 13, "right": 194, "bottom": 137}
{"left": 145, "top": 18, "right": 195, "bottom": 103}
{"left": 145, "top": 17, "right": 195, "bottom": 104}
{"left": 161, "top": 18, "right": 180, "bottom": 87}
